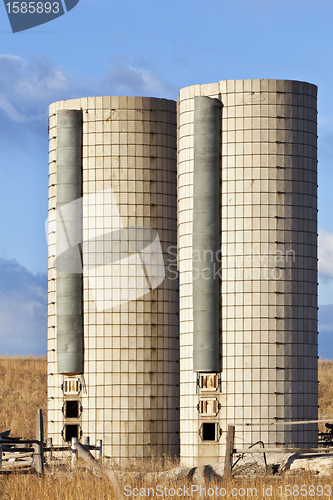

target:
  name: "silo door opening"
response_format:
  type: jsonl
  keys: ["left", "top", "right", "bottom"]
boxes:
{"left": 63, "top": 424, "right": 80, "bottom": 442}
{"left": 198, "top": 374, "right": 219, "bottom": 392}
{"left": 63, "top": 378, "right": 81, "bottom": 396}
{"left": 200, "top": 422, "right": 220, "bottom": 442}
{"left": 198, "top": 398, "right": 219, "bottom": 416}
{"left": 63, "top": 400, "right": 81, "bottom": 419}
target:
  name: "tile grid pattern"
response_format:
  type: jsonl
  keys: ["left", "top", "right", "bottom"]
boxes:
{"left": 48, "top": 96, "right": 179, "bottom": 459}
{"left": 177, "top": 79, "right": 318, "bottom": 466}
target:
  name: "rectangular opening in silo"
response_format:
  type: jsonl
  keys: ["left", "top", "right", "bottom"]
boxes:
{"left": 64, "top": 400, "right": 80, "bottom": 419}
{"left": 199, "top": 398, "right": 218, "bottom": 416}
{"left": 64, "top": 424, "right": 79, "bottom": 442}
{"left": 199, "top": 374, "right": 219, "bottom": 391}
{"left": 63, "top": 378, "right": 81, "bottom": 396}
{"left": 201, "top": 423, "right": 217, "bottom": 441}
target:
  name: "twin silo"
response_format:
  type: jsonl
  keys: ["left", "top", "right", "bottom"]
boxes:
{"left": 47, "top": 80, "right": 318, "bottom": 465}
{"left": 48, "top": 97, "right": 179, "bottom": 459}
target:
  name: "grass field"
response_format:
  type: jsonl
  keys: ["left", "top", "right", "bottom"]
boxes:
{"left": 0, "top": 357, "right": 333, "bottom": 499}
{"left": 0, "top": 356, "right": 47, "bottom": 439}
{"left": 318, "top": 359, "right": 333, "bottom": 432}
{"left": 0, "top": 469, "right": 332, "bottom": 500}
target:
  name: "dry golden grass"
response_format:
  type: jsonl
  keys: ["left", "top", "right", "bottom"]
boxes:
{"left": 0, "top": 468, "right": 333, "bottom": 500}
{"left": 0, "top": 356, "right": 47, "bottom": 439}
{"left": 1, "top": 357, "right": 333, "bottom": 499}
{"left": 318, "top": 359, "right": 333, "bottom": 433}
{"left": 0, "top": 467, "right": 114, "bottom": 500}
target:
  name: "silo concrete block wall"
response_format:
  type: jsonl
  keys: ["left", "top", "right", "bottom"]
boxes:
{"left": 177, "top": 79, "right": 318, "bottom": 467}
{"left": 48, "top": 96, "right": 179, "bottom": 459}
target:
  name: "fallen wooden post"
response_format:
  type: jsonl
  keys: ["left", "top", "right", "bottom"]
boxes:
{"left": 76, "top": 441, "right": 123, "bottom": 499}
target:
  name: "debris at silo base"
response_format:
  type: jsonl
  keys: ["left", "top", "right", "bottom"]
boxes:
{"left": 103, "top": 452, "right": 333, "bottom": 486}
{"left": 231, "top": 452, "right": 333, "bottom": 478}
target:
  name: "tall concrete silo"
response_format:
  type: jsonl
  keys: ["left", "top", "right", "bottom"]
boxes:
{"left": 177, "top": 79, "right": 318, "bottom": 466}
{"left": 47, "top": 96, "right": 179, "bottom": 460}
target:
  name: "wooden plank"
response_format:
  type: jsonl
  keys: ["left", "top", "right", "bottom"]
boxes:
{"left": 0, "top": 439, "right": 39, "bottom": 444}
{"left": 43, "top": 446, "right": 70, "bottom": 452}
{"left": 33, "top": 409, "right": 44, "bottom": 473}
{"left": 3, "top": 452, "right": 34, "bottom": 459}
{"left": 3, "top": 448, "right": 33, "bottom": 453}
{"left": 1, "top": 461, "right": 33, "bottom": 470}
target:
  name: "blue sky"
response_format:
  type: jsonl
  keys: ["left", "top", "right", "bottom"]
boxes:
{"left": 0, "top": 0, "right": 333, "bottom": 356}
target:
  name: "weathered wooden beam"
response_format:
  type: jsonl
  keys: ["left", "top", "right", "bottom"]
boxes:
{"left": 2, "top": 452, "right": 34, "bottom": 459}
{"left": 0, "top": 439, "right": 39, "bottom": 444}
{"left": 3, "top": 448, "right": 34, "bottom": 453}
{"left": 33, "top": 408, "right": 44, "bottom": 473}
{"left": 1, "top": 460, "right": 33, "bottom": 469}
{"left": 43, "top": 445, "right": 70, "bottom": 452}
{"left": 76, "top": 442, "right": 123, "bottom": 499}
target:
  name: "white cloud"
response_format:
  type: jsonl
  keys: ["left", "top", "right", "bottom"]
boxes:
{"left": 0, "top": 53, "right": 177, "bottom": 128}
{"left": 101, "top": 57, "right": 178, "bottom": 98}
{"left": 0, "top": 258, "right": 47, "bottom": 355}
{"left": 0, "top": 53, "right": 95, "bottom": 124}
{"left": 0, "top": 94, "right": 27, "bottom": 123}
{"left": 319, "top": 230, "right": 333, "bottom": 281}
{"left": 0, "top": 53, "right": 177, "bottom": 356}
{"left": 0, "top": 54, "right": 21, "bottom": 61}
